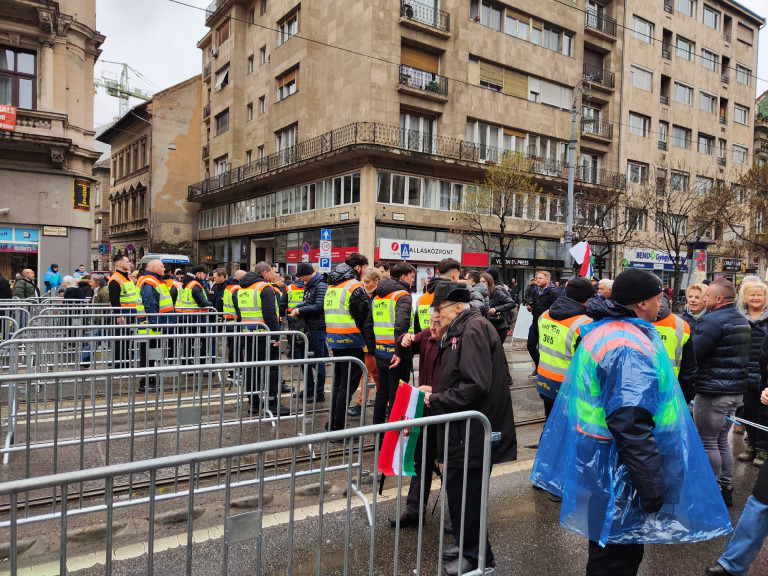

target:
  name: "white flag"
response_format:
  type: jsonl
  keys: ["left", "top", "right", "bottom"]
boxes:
{"left": 569, "top": 241, "right": 589, "bottom": 265}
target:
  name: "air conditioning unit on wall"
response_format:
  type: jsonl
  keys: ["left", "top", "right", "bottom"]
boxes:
{"left": 210, "top": 47, "right": 219, "bottom": 58}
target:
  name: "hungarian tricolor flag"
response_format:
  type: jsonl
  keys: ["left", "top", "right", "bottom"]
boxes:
{"left": 378, "top": 381, "right": 425, "bottom": 476}
{"left": 569, "top": 241, "right": 595, "bottom": 280}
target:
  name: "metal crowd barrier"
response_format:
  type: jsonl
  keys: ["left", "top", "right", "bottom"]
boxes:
{"left": 0, "top": 316, "right": 19, "bottom": 342}
{"left": 25, "top": 306, "right": 219, "bottom": 329}
{"left": 0, "top": 411, "right": 493, "bottom": 576}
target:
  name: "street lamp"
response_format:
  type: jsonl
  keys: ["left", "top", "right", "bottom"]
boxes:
{"left": 561, "top": 77, "right": 594, "bottom": 280}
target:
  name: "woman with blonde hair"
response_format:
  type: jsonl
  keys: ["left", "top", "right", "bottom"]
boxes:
{"left": 680, "top": 282, "right": 708, "bottom": 333}
{"left": 736, "top": 281, "right": 768, "bottom": 467}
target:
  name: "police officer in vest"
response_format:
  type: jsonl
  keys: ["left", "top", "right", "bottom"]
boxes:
{"left": 291, "top": 262, "right": 328, "bottom": 402}
{"left": 176, "top": 265, "right": 213, "bottom": 363}
{"left": 221, "top": 269, "right": 246, "bottom": 369}
{"left": 655, "top": 298, "right": 697, "bottom": 402}
{"left": 324, "top": 252, "right": 375, "bottom": 432}
{"left": 137, "top": 259, "right": 175, "bottom": 392}
{"left": 537, "top": 277, "right": 595, "bottom": 419}
{"left": 285, "top": 274, "right": 306, "bottom": 361}
{"left": 414, "top": 258, "right": 461, "bottom": 333}
{"left": 108, "top": 253, "right": 138, "bottom": 367}
{"left": 372, "top": 262, "right": 416, "bottom": 426}
{"left": 238, "top": 261, "right": 288, "bottom": 416}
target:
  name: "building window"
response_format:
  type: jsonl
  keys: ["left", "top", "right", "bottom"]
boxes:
{"left": 259, "top": 95, "right": 265, "bottom": 115}
{"left": 674, "top": 82, "right": 693, "bottom": 105}
{"left": 258, "top": 145, "right": 265, "bottom": 160}
{"left": 703, "top": 5, "right": 719, "bottom": 29}
{"left": 480, "top": 1, "right": 503, "bottom": 31}
{"left": 260, "top": 46, "right": 268, "bottom": 64}
{"left": 678, "top": 0, "right": 696, "bottom": 18}
{"left": 699, "top": 91, "right": 717, "bottom": 114}
{"left": 626, "top": 207, "right": 647, "bottom": 231}
{"left": 676, "top": 37, "right": 694, "bottom": 61}
{"left": 247, "top": 103, "right": 253, "bottom": 121}
{"left": 276, "top": 124, "right": 297, "bottom": 154}
{"left": 215, "top": 155, "right": 229, "bottom": 175}
{"left": 695, "top": 176, "right": 714, "bottom": 194}
{"left": 737, "top": 23, "right": 754, "bottom": 46}
{"left": 401, "top": 112, "right": 436, "bottom": 153}
{"left": 733, "top": 144, "right": 748, "bottom": 164}
{"left": 248, "top": 8, "right": 255, "bottom": 24}
{"left": 672, "top": 125, "right": 691, "bottom": 149}
{"left": 700, "top": 48, "right": 718, "bottom": 71}
{"left": 630, "top": 65, "right": 652, "bottom": 91}
{"left": 629, "top": 112, "right": 650, "bottom": 137}
{"left": 698, "top": 133, "right": 714, "bottom": 155}
{"left": 276, "top": 67, "right": 298, "bottom": 101}
{"left": 718, "top": 139, "right": 727, "bottom": 159}
{"left": 734, "top": 104, "right": 749, "bottom": 125}
{"left": 0, "top": 46, "right": 36, "bottom": 109}
{"left": 504, "top": 13, "right": 529, "bottom": 41}
{"left": 261, "top": 0, "right": 267, "bottom": 15}
{"left": 246, "top": 150, "right": 252, "bottom": 165}
{"left": 278, "top": 9, "right": 299, "bottom": 46}
{"left": 632, "top": 16, "right": 654, "bottom": 44}
{"left": 627, "top": 162, "right": 649, "bottom": 184}
{"left": 670, "top": 170, "right": 690, "bottom": 191}
{"left": 217, "top": 19, "right": 230, "bottom": 45}
{"left": 659, "top": 121, "right": 669, "bottom": 144}
{"left": 735, "top": 64, "right": 751, "bottom": 86}
{"left": 215, "top": 109, "right": 229, "bottom": 135}
{"left": 215, "top": 64, "right": 230, "bottom": 92}
{"left": 248, "top": 55, "right": 254, "bottom": 73}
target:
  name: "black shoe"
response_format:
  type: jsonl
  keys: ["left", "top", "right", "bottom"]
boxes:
{"left": 348, "top": 404, "right": 362, "bottom": 417}
{"left": 388, "top": 513, "right": 419, "bottom": 528}
{"left": 442, "top": 557, "right": 495, "bottom": 576}
{"left": 706, "top": 564, "right": 734, "bottom": 576}
{"left": 293, "top": 390, "right": 316, "bottom": 402}
{"left": 442, "top": 544, "right": 460, "bottom": 561}
{"left": 266, "top": 403, "right": 290, "bottom": 416}
{"left": 315, "top": 394, "right": 326, "bottom": 403}
{"left": 139, "top": 380, "right": 157, "bottom": 393}
{"left": 721, "top": 487, "right": 734, "bottom": 507}
{"left": 281, "top": 382, "right": 292, "bottom": 394}
{"left": 443, "top": 517, "right": 453, "bottom": 534}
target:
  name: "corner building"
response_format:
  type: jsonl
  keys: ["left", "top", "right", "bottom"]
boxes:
{"left": 188, "top": 0, "right": 762, "bottom": 284}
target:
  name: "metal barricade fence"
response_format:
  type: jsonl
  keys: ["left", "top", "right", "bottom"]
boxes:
{"left": 0, "top": 316, "right": 19, "bottom": 343}
{"left": 0, "top": 352, "right": 368, "bottom": 474}
{"left": 26, "top": 305, "right": 219, "bottom": 329}
{"left": 0, "top": 411, "right": 493, "bottom": 576}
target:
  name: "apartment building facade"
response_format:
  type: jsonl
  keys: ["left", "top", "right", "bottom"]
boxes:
{"left": 188, "top": 0, "right": 763, "bottom": 284}
{"left": 97, "top": 76, "right": 202, "bottom": 266}
{"left": 0, "top": 0, "right": 104, "bottom": 282}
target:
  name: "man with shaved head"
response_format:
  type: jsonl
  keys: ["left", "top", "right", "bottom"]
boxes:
{"left": 13, "top": 268, "right": 39, "bottom": 298}
{"left": 694, "top": 279, "right": 751, "bottom": 507}
{"left": 137, "top": 259, "right": 175, "bottom": 393}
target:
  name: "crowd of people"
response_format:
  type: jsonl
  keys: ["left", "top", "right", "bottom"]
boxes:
{"left": 5, "top": 252, "right": 768, "bottom": 575}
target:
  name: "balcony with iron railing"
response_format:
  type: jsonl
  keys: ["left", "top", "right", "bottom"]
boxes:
{"left": 581, "top": 119, "right": 613, "bottom": 140}
{"left": 203, "top": 62, "right": 212, "bottom": 81}
{"left": 584, "top": 11, "right": 617, "bottom": 38}
{"left": 205, "top": 0, "right": 229, "bottom": 23}
{"left": 719, "top": 113, "right": 727, "bottom": 125}
{"left": 660, "top": 95, "right": 669, "bottom": 105}
{"left": 186, "top": 122, "right": 626, "bottom": 199}
{"left": 662, "top": 44, "right": 671, "bottom": 60}
{"left": 658, "top": 141, "right": 668, "bottom": 150}
{"left": 399, "top": 1, "right": 450, "bottom": 34}
{"left": 203, "top": 103, "right": 211, "bottom": 120}
{"left": 717, "top": 156, "right": 726, "bottom": 166}
{"left": 664, "top": 1, "right": 673, "bottom": 13}
{"left": 721, "top": 73, "right": 729, "bottom": 84}
{"left": 202, "top": 145, "right": 210, "bottom": 160}
{"left": 398, "top": 64, "right": 448, "bottom": 100}
{"left": 583, "top": 63, "right": 615, "bottom": 89}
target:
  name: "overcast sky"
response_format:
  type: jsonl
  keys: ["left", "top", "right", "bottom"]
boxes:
{"left": 93, "top": 0, "right": 768, "bottom": 126}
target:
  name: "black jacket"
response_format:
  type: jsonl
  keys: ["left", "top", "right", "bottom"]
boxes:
{"left": 293, "top": 272, "right": 328, "bottom": 331}
{"left": 374, "top": 277, "right": 413, "bottom": 358}
{"left": 738, "top": 304, "right": 768, "bottom": 390}
{"left": 548, "top": 294, "right": 588, "bottom": 321}
{"left": 327, "top": 263, "right": 375, "bottom": 351}
{"left": 237, "top": 271, "right": 279, "bottom": 331}
{"left": 181, "top": 274, "right": 212, "bottom": 309}
{"left": 488, "top": 285, "right": 515, "bottom": 330}
{"left": 0, "top": 274, "right": 11, "bottom": 299}
{"left": 656, "top": 302, "right": 698, "bottom": 403}
{"left": 413, "top": 277, "right": 450, "bottom": 333}
{"left": 693, "top": 303, "right": 750, "bottom": 396}
{"left": 679, "top": 308, "right": 707, "bottom": 334}
{"left": 531, "top": 283, "right": 559, "bottom": 320}
{"left": 210, "top": 280, "right": 228, "bottom": 313}
{"left": 429, "top": 308, "right": 517, "bottom": 468}
{"left": 585, "top": 296, "right": 666, "bottom": 504}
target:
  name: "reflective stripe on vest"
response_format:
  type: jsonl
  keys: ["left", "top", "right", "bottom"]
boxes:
{"left": 373, "top": 290, "right": 409, "bottom": 358}
{"left": 324, "top": 278, "right": 365, "bottom": 349}
{"left": 222, "top": 284, "right": 240, "bottom": 321}
{"left": 108, "top": 272, "right": 138, "bottom": 308}
{"left": 536, "top": 311, "right": 591, "bottom": 398}
{"left": 136, "top": 275, "right": 173, "bottom": 334}
{"left": 286, "top": 283, "right": 305, "bottom": 313}
{"left": 175, "top": 280, "right": 205, "bottom": 313}
{"left": 237, "top": 281, "right": 268, "bottom": 327}
{"left": 652, "top": 314, "right": 689, "bottom": 375}
{"left": 416, "top": 292, "right": 435, "bottom": 330}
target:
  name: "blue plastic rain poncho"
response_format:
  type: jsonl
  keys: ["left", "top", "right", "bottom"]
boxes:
{"left": 531, "top": 312, "right": 732, "bottom": 546}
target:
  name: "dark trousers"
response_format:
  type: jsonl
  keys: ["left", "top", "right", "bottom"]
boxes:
{"left": 586, "top": 541, "right": 644, "bottom": 576}
{"left": 373, "top": 356, "right": 411, "bottom": 426}
{"left": 446, "top": 466, "right": 493, "bottom": 566}
{"left": 495, "top": 326, "right": 508, "bottom": 346}
{"left": 405, "top": 415, "right": 438, "bottom": 517}
{"left": 244, "top": 335, "right": 279, "bottom": 406}
{"left": 113, "top": 323, "right": 133, "bottom": 369}
{"left": 305, "top": 330, "right": 328, "bottom": 397}
{"left": 527, "top": 321, "right": 540, "bottom": 367}
{"left": 330, "top": 347, "right": 366, "bottom": 430}
{"left": 743, "top": 387, "right": 768, "bottom": 452}
{"left": 541, "top": 394, "right": 555, "bottom": 420}
{"left": 139, "top": 337, "right": 158, "bottom": 386}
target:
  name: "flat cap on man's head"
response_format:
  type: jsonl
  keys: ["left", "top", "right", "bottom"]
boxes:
{"left": 431, "top": 281, "right": 471, "bottom": 307}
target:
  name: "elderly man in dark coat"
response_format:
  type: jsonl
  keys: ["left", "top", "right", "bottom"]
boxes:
{"left": 419, "top": 281, "right": 517, "bottom": 576}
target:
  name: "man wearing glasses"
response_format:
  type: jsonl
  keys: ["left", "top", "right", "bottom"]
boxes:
{"left": 418, "top": 282, "right": 517, "bottom": 575}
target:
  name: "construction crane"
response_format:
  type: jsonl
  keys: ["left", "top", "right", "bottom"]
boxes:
{"left": 94, "top": 61, "right": 153, "bottom": 118}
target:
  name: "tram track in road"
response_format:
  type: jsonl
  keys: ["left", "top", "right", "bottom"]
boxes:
{"left": 0, "top": 416, "right": 547, "bottom": 515}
